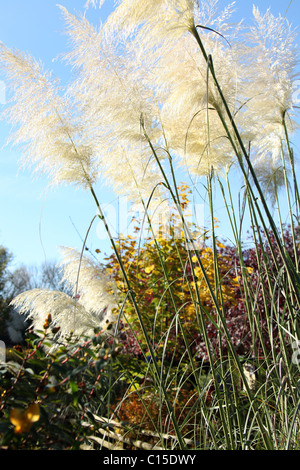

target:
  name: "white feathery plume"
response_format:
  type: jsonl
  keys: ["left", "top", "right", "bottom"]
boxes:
{"left": 1, "top": 0, "right": 299, "bottom": 207}
{"left": 138, "top": 1, "right": 243, "bottom": 177}
{"left": 59, "top": 6, "right": 169, "bottom": 207}
{"left": 104, "top": 0, "right": 197, "bottom": 40}
{"left": 240, "top": 6, "right": 299, "bottom": 195}
{"left": 251, "top": 160, "right": 287, "bottom": 204}
{"left": 10, "top": 247, "right": 120, "bottom": 339}
{"left": 99, "top": 0, "right": 244, "bottom": 180}
{"left": 0, "top": 44, "right": 99, "bottom": 189}
{"left": 58, "top": 246, "right": 119, "bottom": 318}
{"left": 11, "top": 289, "right": 92, "bottom": 337}
{"left": 84, "top": 0, "right": 106, "bottom": 8}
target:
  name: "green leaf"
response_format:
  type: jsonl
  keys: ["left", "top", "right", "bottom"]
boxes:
{"left": 69, "top": 380, "right": 78, "bottom": 394}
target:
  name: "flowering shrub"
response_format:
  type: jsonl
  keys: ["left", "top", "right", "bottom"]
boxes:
{"left": 106, "top": 206, "right": 299, "bottom": 365}
{"left": 0, "top": 324, "right": 123, "bottom": 449}
{"left": 112, "top": 388, "right": 201, "bottom": 441}
{"left": 104, "top": 186, "right": 239, "bottom": 362}
{"left": 192, "top": 225, "right": 300, "bottom": 361}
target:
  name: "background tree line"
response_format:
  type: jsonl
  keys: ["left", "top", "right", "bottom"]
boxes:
{"left": 0, "top": 245, "right": 69, "bottom": 344}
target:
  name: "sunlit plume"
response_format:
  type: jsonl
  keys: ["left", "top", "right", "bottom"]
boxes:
{"left": 11, "top": 248, "right": 120, "bottom": 338}
{"left": 0, "top": 44, "right": 99, "bottom": 189}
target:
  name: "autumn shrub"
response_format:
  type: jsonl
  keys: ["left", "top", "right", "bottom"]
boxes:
{"left": 105, "top": 186, "right": 240, "bottom": 364}
{"left": 112, "top": 388, "right": 201, "bottom": 442}
{"left": 192, "top": 224, "right": 300, "bottom": 362}
{"left": 0, "top": 323, "right": 123, "bottom": 450}
{"left": 106, "top": 185, "right": 299, "bottom": 368}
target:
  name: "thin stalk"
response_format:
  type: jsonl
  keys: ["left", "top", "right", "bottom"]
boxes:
{"left": 206, "top": 173, "right": 236, "bottom": 448}
{"left": 89, "top": 185, "right": 186, "bottom": 449}
{"left": 143, "top": 125, "right": 270, "bottom": 447}
{"left": 191, "top": 26, "right": 300, "bottom": 304}
{"left": 217, "top": 174, "right": 259, "bottom": 357}
{"left": 280, "top": 137, "right": 299, "bottom": 272}
{"left": 283, "top": 113, "right": 300, "bottom": 211}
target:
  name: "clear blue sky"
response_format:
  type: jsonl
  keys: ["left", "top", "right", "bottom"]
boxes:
{"left": 0, "top": 0, "right": 299, "bottom": 270}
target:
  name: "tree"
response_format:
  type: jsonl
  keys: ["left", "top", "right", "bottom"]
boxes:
{"left": 0, "top": 245, "right": 13, "bottom": 342}
{"left": 7, "top": 260, "right": 71, "bottom": 298}
{"left": 4, "top": 259, "right": 72, "bottom": 344}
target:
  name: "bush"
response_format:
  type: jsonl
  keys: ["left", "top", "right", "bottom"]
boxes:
{"left": 106, "top": 186, "right": 240, "bottom": 363}
{"left": 0, "top": 323, "right": 123, "bottom": 450}
{"left": 107, "top": 197, "right": 299, "bottom": 366}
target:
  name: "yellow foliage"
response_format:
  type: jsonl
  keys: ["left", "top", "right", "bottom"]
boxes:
{"left": 106, "top": 185, "right": 238, "bottom": 357}
{"left": 10, "top": 403, "right": 40, "bottom": 434}
{"left": 145, "top": 265, "right": 155, "bottom": 274}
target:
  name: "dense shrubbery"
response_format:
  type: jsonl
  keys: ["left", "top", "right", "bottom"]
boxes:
{"left": 107, "top": 204, "right": 299, "bottom": 365}
{"left": 0, "top": 325, "right": 124, "bottom": 449}
{"left": 0, "top": 247, "right": 13, "bottom": 343}
{"left": 193, "top": 225, "right": 300, "bottom": 361}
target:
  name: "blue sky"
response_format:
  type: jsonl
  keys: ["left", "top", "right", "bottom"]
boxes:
{"left": 0, "top": 0, "right": 299, "bottom": 270}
